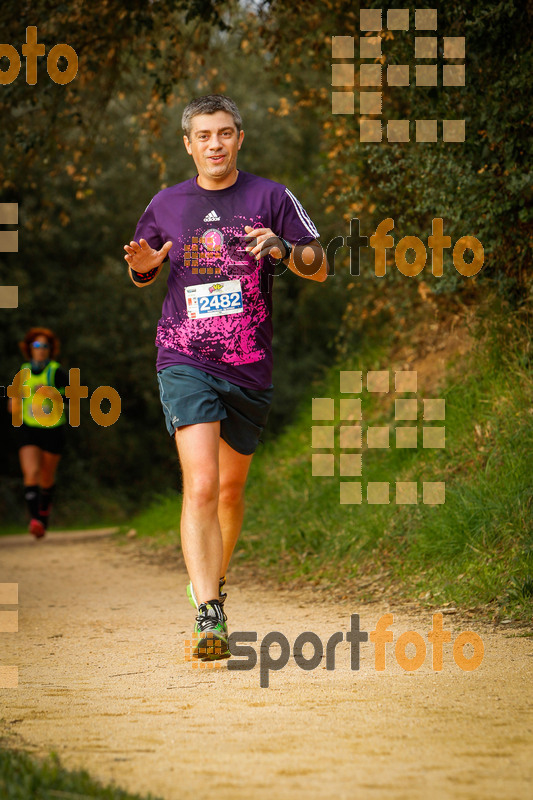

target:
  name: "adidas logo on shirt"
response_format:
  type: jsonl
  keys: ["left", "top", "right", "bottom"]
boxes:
{"left": 203, "top": 210, "right": 221, "bottom": 222}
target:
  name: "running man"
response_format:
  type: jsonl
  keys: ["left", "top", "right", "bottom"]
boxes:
{"left": 124, "top": 94, "right": 327, "bottom": 660}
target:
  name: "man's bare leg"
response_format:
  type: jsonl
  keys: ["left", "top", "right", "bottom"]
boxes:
{"left": 175, "top": 421, "right": 222, "bottom": 605}
{"left": 218, "top": 437, "right": 254, "bottom": 576}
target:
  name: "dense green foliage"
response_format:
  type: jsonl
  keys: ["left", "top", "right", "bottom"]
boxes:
{"left": 256, "top": 0, "right": 532, "bottom": 295}
{"left": 351, "top": 0, "right": 532, "bottom": 298}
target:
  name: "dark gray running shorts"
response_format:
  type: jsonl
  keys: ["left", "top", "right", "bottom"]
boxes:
{"left": 157, "top": 364, "right": 273, "bottom": 456}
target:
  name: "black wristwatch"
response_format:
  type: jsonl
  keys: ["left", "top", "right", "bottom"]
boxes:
{"left": 279, "top": 238, "right": 293, "bottom": 260}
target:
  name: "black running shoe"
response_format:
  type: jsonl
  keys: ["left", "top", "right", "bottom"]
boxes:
{"left": 192, "top": 599, "right": 230, "bottom": 661}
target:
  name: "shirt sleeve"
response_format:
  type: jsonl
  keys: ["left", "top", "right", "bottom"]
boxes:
{"left": 133, "top": 198, "right": 164, "bottom": 252}
{"left": 272, "top": 187, "right": 320, "bottom": 245}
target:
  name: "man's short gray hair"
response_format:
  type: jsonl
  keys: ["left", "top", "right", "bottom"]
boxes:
{"left": 182, "top": 95, "right": 242, "bottom": 139}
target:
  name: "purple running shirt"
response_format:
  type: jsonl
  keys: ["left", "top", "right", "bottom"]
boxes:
{"left": 133, "top": 170, "right": 320, "bottom": 390}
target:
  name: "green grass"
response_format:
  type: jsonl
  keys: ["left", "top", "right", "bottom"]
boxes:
{"left": 0, "top": 747, "right": 162, "bottom": 800}
{"left": 116, "top": 490, "right": 182, "bottom": 551}
{"left": 122, "top": 306, "right": 533, "bottom": 621}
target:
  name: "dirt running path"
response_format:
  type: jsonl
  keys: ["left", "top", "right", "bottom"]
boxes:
{"left": 0, "top": 530, "right": 532, "bottom": 800}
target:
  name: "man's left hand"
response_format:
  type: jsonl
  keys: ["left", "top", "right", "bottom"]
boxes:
{"left": 243, "top": 226, "right": 287, "bottom": 261}
{"left": 243, "top": 226, "right": 328, "bottom": 282}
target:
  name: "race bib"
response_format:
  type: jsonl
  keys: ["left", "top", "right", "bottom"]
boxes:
{"left": 185, "top": 279, "right": 243, "bottom": 320}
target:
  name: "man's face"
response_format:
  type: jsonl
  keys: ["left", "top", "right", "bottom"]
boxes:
{"left": 184, "top": 110, "right": 244, "bottom": 189}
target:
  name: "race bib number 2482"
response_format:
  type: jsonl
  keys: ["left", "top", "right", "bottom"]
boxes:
{"left": 185, "top": 279, "right": 243, "bottom": 320}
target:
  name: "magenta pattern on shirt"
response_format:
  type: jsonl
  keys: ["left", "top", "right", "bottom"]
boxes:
{"left": 156, "top": 263, "right": 269, "bottom": 365}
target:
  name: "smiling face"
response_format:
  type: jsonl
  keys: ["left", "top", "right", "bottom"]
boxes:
{"left": 183, "top": 110, "right": 244, "bottom": 190}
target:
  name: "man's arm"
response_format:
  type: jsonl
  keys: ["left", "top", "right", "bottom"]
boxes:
{"left": 243, "top": 227, "right": 328, "bottom": 282}
{"left": 123, "top": 238, "right": 173, "bottom": 287}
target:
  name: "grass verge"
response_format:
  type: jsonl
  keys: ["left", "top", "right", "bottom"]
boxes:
{"left": 0, "top": 747, "right": 162, "bottom": 800}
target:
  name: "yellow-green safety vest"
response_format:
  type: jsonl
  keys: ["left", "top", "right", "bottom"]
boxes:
{"left": 21, "top": 361, "right": 67, "bottom": 428}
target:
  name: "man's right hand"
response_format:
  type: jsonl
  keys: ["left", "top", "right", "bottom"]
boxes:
{"left": 123, "top": 238, "right": 173, "bottom": 273}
